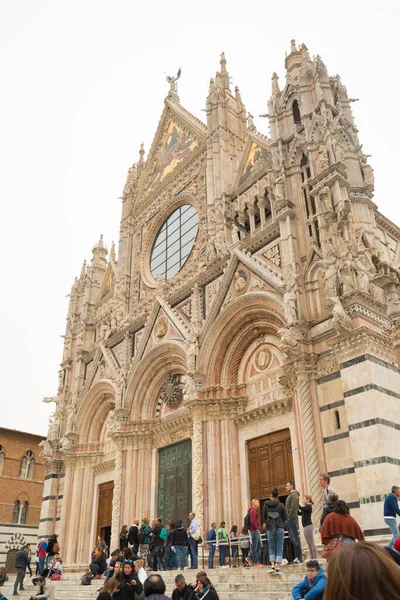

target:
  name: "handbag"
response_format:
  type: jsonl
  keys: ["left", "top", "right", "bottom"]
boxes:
{"left": 51, "top": 573, "right": 61, "bottom": 581}
{"left": 322, "top": 536, "right": 342, "bottom": 560}
{"left": 196, "top": 536, "right": 203, "bottom": 545}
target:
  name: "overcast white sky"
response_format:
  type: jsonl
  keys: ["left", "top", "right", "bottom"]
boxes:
{"left": 1, "top": 0, "right": 399, "bottom": 436}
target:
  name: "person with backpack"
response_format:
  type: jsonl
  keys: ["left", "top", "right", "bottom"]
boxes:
{"left": 37, "top": 539, "right": 47, "bottom": 576}
{"left": 263, "top": 488, "right": 287, "bottom": 575}
{"left": 152, "top": 518, "right": 167, "bottom": 571}
{"left": 138, "top": 518, "right": 152, "bottom": 569}
{"left": 245, "top": 499, "right": 263, "bottom": 567}
{"left": 171, "top": 520, "right": 189, "bottom": 569}
{"left": 216, "top": 521, "right": 229, "bottom": 568}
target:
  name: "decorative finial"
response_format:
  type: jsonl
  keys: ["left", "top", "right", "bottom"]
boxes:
{"left": 291, "top": 39, "right": 297, "bottom": 53}
{"left": 209, "top": 77, "right": 215, "bottom": 93}
{"left": 220, "top": 52, "right": 227, "bottom": 72}
{"left": 247, "top": 112, "right": 255, "bottom": 129}
{"left": 110, "top": 241, "right": 116, "bottom": 261}
{"left": 80, "top": 260, "right": 87, "bottom": 278}
{"left": 235, "top": 85, "right": 242, "bottom": 102}
{"left": 139, "top": 143, "right": 145, "bottom": 165}
{"left": 272, "top": 72, "right": 280, "bottom": 96}
{"left": 98, "top": 234, "right": 104, "bottom": 249}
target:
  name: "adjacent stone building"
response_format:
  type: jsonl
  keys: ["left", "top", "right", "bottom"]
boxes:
{"left": 39, "top": 41, "right": 400, "bottom": 569}
{"left": 0, "top": 428, "right": 45, "bottom": 570}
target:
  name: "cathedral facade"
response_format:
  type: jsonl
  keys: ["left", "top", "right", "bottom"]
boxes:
{"left": 39, "top": 42, "right": 400, "bottom": 569}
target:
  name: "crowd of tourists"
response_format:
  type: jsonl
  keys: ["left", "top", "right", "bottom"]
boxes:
{"left": 3, "top": 479, "right": 400, "bottom": 600}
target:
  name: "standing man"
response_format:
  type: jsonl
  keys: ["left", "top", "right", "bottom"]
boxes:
{"left": 128, "top": 519, "right": 140, "bottom": 555}
{"left": 384, "top": 485, "right": 400, "bottom": 548}
{"left": 153, "top": 518, "right": 166, "bottom": 571}
{"left": 206, "top": 522, "right": 217, "bottom": 569}
{"left": 13, "top": 545, "right": 30, "bottom": 596}
{"left": 319, "top": 473, "right": 335, "bottom": 525}
{"left": 247, "top": 499, "right": 263, "bottom": 567}
{"left": 285, "top": 482, "right": 302, "bottom": 564}
{"left": 187, "top": 512, "right": 199, "bottom": 570}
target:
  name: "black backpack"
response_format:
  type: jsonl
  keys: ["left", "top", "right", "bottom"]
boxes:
{"left": 138, "top": 528, "right": 146, "bottom": 544}
{"left": 80, "top": 572, "right": 92, "bottom": 586}
{"left": 267, "top": 510, "right": 280, "bottom": 531}
{"left": 244, "top": 509, "right": 251, "bottom": 531}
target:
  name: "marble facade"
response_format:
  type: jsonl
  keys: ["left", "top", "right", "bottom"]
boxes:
{"left": 39, "top": 42, "right": 400, "bottom": 569}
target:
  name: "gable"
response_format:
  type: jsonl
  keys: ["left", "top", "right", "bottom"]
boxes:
{"left": 233, "top": 132, "right": 273, "bottom": 192}
{"left": 137, "top": 99, "right": 207, "bottom": 201}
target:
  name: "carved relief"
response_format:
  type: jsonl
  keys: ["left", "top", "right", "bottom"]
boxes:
{"left": 263, "top": 245, "right": 281, "bottom": 266}
{"left": 160, "top": 374, "right": 183, "bottom": 409}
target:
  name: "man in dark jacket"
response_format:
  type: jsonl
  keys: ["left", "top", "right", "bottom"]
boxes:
{"left": 153, "top": 518, "right": 166, "bottom": 571}
{"left": 172, "top": 521, "right": 188, "bottom": 569}
{"left": 13, "top": 545, "right": 30, "bottom": 595}
{"left": 128, "top": 520, "right": 140, "bottom": 554}
{"left": 291, "top": 560, "right": 327, "bottom": 600}
{"left": 171, "top": 574, "right": 192, "bottom": 600}
{"left": 285, "top": 482, "right": 302, "bottom": 564}
{"left": 143, "top": 574, "right": 170, "bottom": 599}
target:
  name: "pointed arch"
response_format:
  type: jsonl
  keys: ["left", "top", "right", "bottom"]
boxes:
{"left": 77, "top": 380, "right": 117, "bottom": 445}
{"left": 12, "top": 500, "right": 20, "bottom": 523}
{"left": 126, "top": 341, "right": 187, "bottom": 422}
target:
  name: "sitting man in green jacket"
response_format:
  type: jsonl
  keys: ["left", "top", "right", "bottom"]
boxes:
{"left": 291, "top": 560, "right": 327, "bottom": 600}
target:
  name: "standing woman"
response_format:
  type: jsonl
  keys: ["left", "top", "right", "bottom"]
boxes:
{"left": 139, "top": 518, "right": 152, "bottom": 570}
{"left": 298, "top": 495, "right": 318, "bottom": 559}
{"left": 216, "top": 521, "right": 229, "bottom": 568}
{"left": 229, "top": 526, "right": 238, "bottom": 568}
{"left": 263, "top": 488, "right": 287, "bottom": 575}
{"left": 239, "top": 527, "right": 250, "bottom": 566}
{"left": 120, "top": 525, "right": 129, "bottom": 551}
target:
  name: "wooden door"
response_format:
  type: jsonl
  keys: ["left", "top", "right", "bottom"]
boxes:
{"left": 157, "top": 439, "right": 192, "bottom": 526}
{"left": 247, "top": 428, "right": 294, "bottom": 502}
{"left": 97, "top": 481, "right": 114, "bottom": 546}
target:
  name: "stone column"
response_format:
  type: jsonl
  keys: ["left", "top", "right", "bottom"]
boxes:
{"left": 58, "top": 460, "right": 73, "bottom": 560}
{"left": 68, "top": 461, "right": 84, "bottom": 565}
{"left": 111, "top": 447, "right": 123, "bottom": 551}
{"left": 38, "top": 459, "right": 62, "bottom": 538}
{"left": 192, "top": 408, "right": 204, "bottom": 532}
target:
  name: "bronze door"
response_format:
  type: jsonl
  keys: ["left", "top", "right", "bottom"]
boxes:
{"left": 157, "top": 439, "right": 192, "bottom": 526}
{"left": 247, "top": 428, "right": 294, "bottom": 501}
{"left": 96, "top": 481, "right": 114, "bottom": 547}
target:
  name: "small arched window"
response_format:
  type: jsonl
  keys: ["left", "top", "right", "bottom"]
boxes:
{"left": 27, "top": 458, "right": 35, "bottom": 480}
{"left": 292, "top": 100, "right": 301, "bottom": 125}
{"left": 0, "top": 445, "right": 4, "bottom": 476}
{"left": 334, "top": 410, "right": 341, "bottom": 430}
{"left": 20, "top": 451, "right": 34, "bottom": 479}
{"left": 12, "top": 500, "right": 20, "bottom": 523}
{"left": 20, "top": 502, "right": 28, "bottom": 524}
{"left": 300, "top": 153, "right": 320, "bottom": 248}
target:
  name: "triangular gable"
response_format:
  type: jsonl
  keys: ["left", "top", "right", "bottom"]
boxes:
{"left": 232, "top": 131, "right": 273, "bottom": 192}
{"left": 98, "top": 263, "right": 116, "bottom": 301}
{"left": 137, "top": 99, "right": 207, "bottom": 200}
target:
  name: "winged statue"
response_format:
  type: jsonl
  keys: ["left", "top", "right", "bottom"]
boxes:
{"left": 166, "top": 68, "right": 182, "bottom": 92}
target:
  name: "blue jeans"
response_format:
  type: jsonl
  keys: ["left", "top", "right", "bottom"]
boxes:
{"left": 384, "top": 518, "right": 399, "bottom": 548}
{"left": 286, "top": 518, "right": 302, "bottom": 562}
{"left": 188, "top": 537, "right": 198, "bottom": 569}
{"left": 250, "top": 530, "right": 262, "bottom": 564}
{"left": 175, "top": 545, "right": 188, "bottom": 568}
{"left": 208, "top": 543, "right": 216, "bottom": 569}
{"left": 38, "top": 557, "right": 45, "bottom": 575}
{"left": 218, "top": 544, "right": 227, "bottom": 566}
{"left": 167, "top": 543, "right": 177, "bottom": 568}
{"left": 267, "top": 528, "right": 285, "bottom": 563}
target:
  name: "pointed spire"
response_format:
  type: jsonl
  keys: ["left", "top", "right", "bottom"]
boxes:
{"left": 139, "top": 143, "right": 145, "bottom": 166}
{"left": 290, "top": 39, "right": 297, "bottom": 53}
{"left": 271, "top": 72, "right": 280, "bottom": 96}
{"left": 80, "top": 260, "right": 87, "bottom": 278}
{"left": 98, "top": 234, "right": 104, "bottom": 249}
{"left": 235, "top": 85, "right": 242, "bottom": 102}
{"left": 219, "top": 51, "right": 230, "bottom": 89}
{"left": 110, "top": 241, "right": 116, "bottom": 262}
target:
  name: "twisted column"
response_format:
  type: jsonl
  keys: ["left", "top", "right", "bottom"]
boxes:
{"left": 192, "top": 413, "right": 204, "bottom": 531}
{"left": 111, "top": 449, "right": 123, "bottom": 550}
{"left": 296, "top": 372, "right": 322, "bottom": 524}
{"left": 214, "top": 419, "right": 223, "bottom": 522}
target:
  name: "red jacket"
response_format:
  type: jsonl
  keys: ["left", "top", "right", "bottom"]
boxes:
{"left": 320, "top": 512, "right": 364, "bottom": 545}
{"left": 249, "top": 506, "right": 260, "bottom": 531}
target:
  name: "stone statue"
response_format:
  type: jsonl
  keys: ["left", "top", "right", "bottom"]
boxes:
{"left": 283, "top": 289, "right": 298, "bottom": 324}
{"left": 331, "top": 136, "right": 344, "bottom": 162}
{"left": 39, "top": 439, "right": 53, "bottom": 459}
{"left": 318, "top": 186, "right": 333, "bottom": 214}
{"left": 273, "top": 173, "right": 285, "bottom": 201}
{"left": 328, "top": 296, "right": 351, "bottom": 328}
{"left": 66, "top": 402, "right": 77, "bottom": 434}
{"left": 360, "top": 156, "right": 374, "bottom": 189}
{"left": 338, "top": 259, "right": 357, "bottom": 294}
{"left": 233, "top": 271, "right": 247, "bottom": 294}
{"left": 182, "top": 375, "right": 197, "bottom": 402}
{"left": 278, "top": 326, "right": 303, "bottom": 348}
{"left": 353, "top": 252, "right": 373, "bottom": 292}
{"left": 215, "top": 229, "right": 228, "bottom": 256}
{"left": 166, "top": 67, "right": 182, "bottom": 93}
{"left": 316, "top": 145, "right": 329, "bottom": 172}
{"left": 155, "top": 319, "right": 167, "bottom": 339}
{"left": 323, "top": 240, "right": 339, "bottom": 297}
{"left": 185, "top": 335, "right": 198, "bottom": 372}
{"left": 59, "top": 436, "right": 71, "bottom": 451}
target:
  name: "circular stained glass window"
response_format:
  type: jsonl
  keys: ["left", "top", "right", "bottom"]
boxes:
{"left": 150, "top": 204, "right": 199, "bottom": 280}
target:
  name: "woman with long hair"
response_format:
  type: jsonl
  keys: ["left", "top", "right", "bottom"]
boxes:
{"left": 167, "top": 520, "right": 177, "bottom": 569}
{"left": 97, "top": 576, "right": 121, "bottom": 600}
{"left": 320, "top": 500, "right": 364, "bottom": 560}
{"left": 229, "top": 525, "right": 238, "bottom": 568}
{"left": 298, "top": 495, "right": 317, "bottom": 559}
{"left": 120, "top": 525, "right": 129, "bottom": 550}
{"left": 116, "top": 561, "right": 143, "bottom": 600}
{"left": 324, "top": 542, "right": 400, "bottom": 600}
{"left": 216, "top": 521, "right": 229, "bottom": 568}
{"left": 139, "top": 518, "right": 152, "bottom": 570}
{"left": 263, "top": 487, "right": 286, "bottom": 575}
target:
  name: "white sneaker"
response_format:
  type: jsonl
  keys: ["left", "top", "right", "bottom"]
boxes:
{"left": 281, "top": 558, "right": 288, "bottom": 565}
{"left": 275, "top": 568, "right": 283, "bottom": 575}
{"left": 267, "top": 567, "right": 275, "bottom": 573}
{"left": 292, "top": 558, "right": 301, "bottom": 564}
